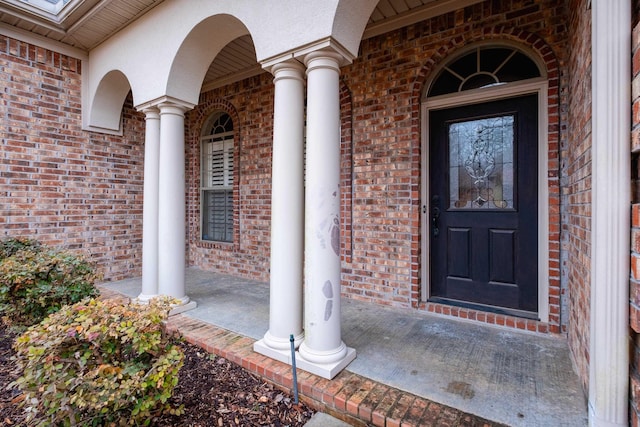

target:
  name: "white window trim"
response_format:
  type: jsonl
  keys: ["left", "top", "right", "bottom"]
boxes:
{"left": 420, "top": 78, "right": 550, "bottom": 323}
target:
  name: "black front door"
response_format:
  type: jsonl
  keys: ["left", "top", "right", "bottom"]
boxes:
{"left": 429, "top": 95, "right": 538, "bottom": 314}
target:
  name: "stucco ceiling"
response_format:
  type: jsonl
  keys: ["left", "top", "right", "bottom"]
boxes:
{"left": 0, "top": 0, "right": 481, "bottom": 90}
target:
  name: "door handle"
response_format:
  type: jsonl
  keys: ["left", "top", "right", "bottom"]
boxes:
{"left": 431, "top": 195, "right": 440, "bottom": 237}
{"left": 432, "top": 207, "right": 440, "bottom": 237}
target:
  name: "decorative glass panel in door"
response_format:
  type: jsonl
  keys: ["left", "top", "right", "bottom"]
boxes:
{"left": 449, "top": 116, "right": 514, "bottom": 210}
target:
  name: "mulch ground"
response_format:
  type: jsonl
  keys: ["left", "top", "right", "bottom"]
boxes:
{"left": 0, "top": 323, "right": 315, "bottom": 426}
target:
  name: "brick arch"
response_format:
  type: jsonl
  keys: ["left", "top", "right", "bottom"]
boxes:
{"left": 187, "top": 97, "right": 242, "bottom": 251}
{"left": 188, "top": 97, "right": 241, "bottom": 140}
{"left": 410, "top": 27, "right": 559, "bottom": 102}
{"left": 411, "top": 28, "right": 563, "bottom": 332}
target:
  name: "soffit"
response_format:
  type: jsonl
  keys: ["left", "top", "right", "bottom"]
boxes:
{"left": 0, "top": 0, "right": 482, "bottom": 89}
{"left": 0, "top": 0, "right": 165, "bottom": 50}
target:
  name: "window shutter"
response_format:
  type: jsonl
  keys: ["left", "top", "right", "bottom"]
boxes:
{"left": 225, "top": 141, "right": 233, "bottom": 186}
{"left": 210, "top": 142, "right": 225, "bottom": 187}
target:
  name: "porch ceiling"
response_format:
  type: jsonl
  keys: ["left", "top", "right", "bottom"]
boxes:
{"left": 0, "top": 0, "right": 482, "bottom": 89}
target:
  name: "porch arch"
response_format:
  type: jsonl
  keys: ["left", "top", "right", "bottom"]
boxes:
{"left": 331, "top": 0, "right": 379, "bottom": 54}
{"left": 88, "top": 69, "right": 132, "bottom": 132}
{"left": 165, "top": 15, "right": 251, "bottom": 104}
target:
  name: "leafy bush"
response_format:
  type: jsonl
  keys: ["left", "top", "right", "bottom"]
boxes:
{"left": 0, "top": 237, "right": 41, "bottom": 260}
{"left": 12, "top": 298, "right": 184, "bottom": 426}
{"left": 0, "top": 238, "right": 99, "bottom": 326}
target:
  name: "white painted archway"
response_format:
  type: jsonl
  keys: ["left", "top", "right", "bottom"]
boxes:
{"left": 85, "top": 0, "right": 378, "bottom": 130}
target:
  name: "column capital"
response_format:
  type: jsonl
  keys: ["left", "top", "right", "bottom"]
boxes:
{"left": 141, "top": 106, "right": 160, "bottom": 120}
{"left": 265, "top": 58, "right": 305, "bottom": 80}
{"left": 260, "top": 37, "right": 354, "bottom": 71}
{"left": 157, "top": 102, "right": 189, "bottom": 117}
{"left": 303, "top": 50, "right": 345, "bottom": 74}
{"left": 135, "top": 95, "right": 195, "bottom": 114}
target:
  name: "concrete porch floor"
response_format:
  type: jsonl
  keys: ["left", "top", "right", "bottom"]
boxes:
{"left": 101, "top": 267, "right": 587, "bottom": 426}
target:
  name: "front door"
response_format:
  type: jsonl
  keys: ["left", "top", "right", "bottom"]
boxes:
{"left": 429, "top": 95, "right": 538, "bottom": 315}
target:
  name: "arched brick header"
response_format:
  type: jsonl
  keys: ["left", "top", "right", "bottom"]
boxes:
{"left": 411, "top": 27, "right": 563, "bottom": 332}
{"left": 186, "top": 97, "right": 242, "bottom": 251}
{"left": 410, "top": 26, "right": 560, "bottom": 102}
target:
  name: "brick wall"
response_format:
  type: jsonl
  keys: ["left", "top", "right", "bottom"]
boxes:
{"left": 0, "top": 35, "right": 146, "bottom": 281}
{"left": 630, "top": 0, "right": 640, "bottom": 423}
{"left": 564, "top": 0, "right": 591, "bottom": 393}
{"left": 183, "top": 0, "right": 569, "bottom": 334}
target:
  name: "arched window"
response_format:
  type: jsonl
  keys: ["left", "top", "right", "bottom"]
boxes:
{"left": 428, "top": 46, "right": 542, "bottom": 97}
{"left": 201, "top": 112, "right": 234, "bottom": 242}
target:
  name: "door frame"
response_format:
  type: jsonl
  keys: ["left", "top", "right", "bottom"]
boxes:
{"left": 420, "top": 78, "right": 549, "bottom": 322}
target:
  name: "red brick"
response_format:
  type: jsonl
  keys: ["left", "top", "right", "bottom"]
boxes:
{"left": 333, "top": 375, "right": 363, "bottom": 412}
{"left": 371, "top": 387, "right": 400, "bottom": 426}
{"left": 400, "top": 397, "right": 429, "bottom": 427}
{"left": 387, "top": 393, "right": 415, "bottom": 427}
{"left": 345, "top": 379, "right": 375, "bottom": 419}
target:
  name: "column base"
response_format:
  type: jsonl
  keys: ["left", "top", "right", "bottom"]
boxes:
{"left": 168, "top": 299, "right": 197, "bottom": 316}
{"left": 296, "top": 346, "right": 356, "bottom": 380}
{"left": 264, "top": 330, "right": 304, "bottom": 349}
{"left": 134, "top": 293, "right": 158, "bottom": 304}
{"left": 589, "top": 402, "right": 626, "bottom": 427}
{"left": 135, "top": 295, "right": 196, "bottom": 315}
{"left": 254, "top": 330, "right": 304, "bottom": 363}
{"left": 254, "top": 339, "right": 356, "bottom": 380}
{"left": 254, "top": 339, "right": 294, "bottom": 365}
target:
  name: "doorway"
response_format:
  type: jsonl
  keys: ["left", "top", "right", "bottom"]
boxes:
{"left": 428, "top": 95, "right": 538, "bottom": 316}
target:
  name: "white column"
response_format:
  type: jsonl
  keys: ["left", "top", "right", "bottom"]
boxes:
{"left": 157, "top": 102, "right": 192, "bottom": 307}
{"left": 297, "top": 51, "right": 355, "bottom": 379}
{"left": 254, "top": 60, "right": 306, "bottom": 361}
{"left": 138, "top": 107, "right": 160, "bottom": 302}
{"left": 589, "top": 1, "right": 630, "bottom": 426}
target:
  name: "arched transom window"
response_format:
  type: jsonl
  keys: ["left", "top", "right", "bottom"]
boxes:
{"left": 201, "top": 112, "right": 234, "bottom": 242}
{"left": 428, "top": 46, "right": 542, "bottom": 97}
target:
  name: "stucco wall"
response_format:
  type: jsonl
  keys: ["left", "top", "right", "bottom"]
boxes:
{"left": 0, "top": 35, "right": 146, "bottom": 281}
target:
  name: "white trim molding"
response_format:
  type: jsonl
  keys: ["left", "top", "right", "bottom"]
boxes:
{"left": 0, "top": 22, "right": 88, "bottom": 59}
{"left": 588, "top": 1, "right": 630, "bottom": 426}
{"left": 421, "top": 79, "right": 550, "bottom": 323}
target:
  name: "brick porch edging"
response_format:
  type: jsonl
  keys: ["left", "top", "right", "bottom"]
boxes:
{"left": 99, "top": 288, "right": 503, "bottom": 426}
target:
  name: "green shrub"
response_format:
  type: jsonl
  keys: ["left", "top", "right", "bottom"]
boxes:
{"left": 0, "top": 237, "right": 41, "bottom": 260}
{"left": 0, "top": 238, "right": 99, "bottom": 326}
{"left": 12, "top": 298, "right": 184, "bottom": 426}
